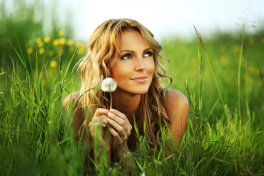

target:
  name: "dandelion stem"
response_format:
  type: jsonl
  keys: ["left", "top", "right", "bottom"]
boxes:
{"left": 110, "top": 93, "right": 112, "bottom": 109}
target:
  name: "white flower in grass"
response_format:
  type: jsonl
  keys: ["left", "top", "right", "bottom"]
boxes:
{"left": 101, "top": 77, "right": 117, "bottom": 92}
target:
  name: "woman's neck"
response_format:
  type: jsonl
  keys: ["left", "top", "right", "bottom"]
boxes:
{"left": 112, "top": 88, "right": 141, "bottom": 120}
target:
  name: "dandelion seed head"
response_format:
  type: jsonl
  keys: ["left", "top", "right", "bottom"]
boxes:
{"left": 101, "top": 77, "right": 117, "bottom": 92}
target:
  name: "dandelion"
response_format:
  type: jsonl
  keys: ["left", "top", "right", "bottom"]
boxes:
{"left": 53, "top": 39, "right": 59, "bottom": 46}
{"left": 59, "top": 38, "right": 66, "bottom": 45}
{"left": 77, "top": 48, "right": 84, "bottom": 55}
{"left": 27, "top": 48, "right": 33, "bottom": 54}
{"left": 44, "top": 36, "right": 50, "bottom": 43}
{"left": 37, "top": 41, "right": 43, "bottom": 47}
{"left": 36, "top": 37, "right": 42, "bottom": 43}
{"left": 49, "top": 60, "right": 57, "bottom": 68}
{"left": 58, "top": 30, "right": 64, "bottom": 36}
{"left": 67, "top": 40, "right": 73, "bottom": 46}
{"left": 39, "top": 48, "right": 45, "bottom": 55}
{"left": 75, "top": 42, "right": 82, "bottom": 48}
{"left": 101, "top": 77, "right": 117, "bottom": 109}
{"left": 101, "top": 77, "right": 117, "bottom": 92}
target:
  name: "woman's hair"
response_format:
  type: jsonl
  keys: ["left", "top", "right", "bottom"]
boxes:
{"left": 78, "top": 18, "right": 172, "bottom": 147}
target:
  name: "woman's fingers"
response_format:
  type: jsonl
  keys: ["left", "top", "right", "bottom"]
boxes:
{"left": 109, "top": 109, "right": 132, "bottom": 130}
{"left": 108, "top": 127, "right": 123, "bottom": 144}
{"left": 107, "top": 112, "right": 125, "bottom": 126}
{"left": 94, "top": 108, "right": 109, "bottom": 117}
{"left": 107, "top": 118, "right": 127, "bottom": 139}
{"left": 109, "top": 108, "right": 126, "bottom": 119}
{"left": 92, "top": 115, "right": 108, "bottom": 125}
{"left": 107, "top": 112, "right": 131, "bottom": 136}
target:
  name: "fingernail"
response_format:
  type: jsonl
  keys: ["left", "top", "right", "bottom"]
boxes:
{"left": 110, "top": 108, "right": 114, "bottom": 111}
{"left": 108, "top": 112, "right": 113, "bottom": 116}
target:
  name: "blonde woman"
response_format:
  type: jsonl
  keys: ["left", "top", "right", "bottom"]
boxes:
{"left": 63, "top": 18, "right": 189, "bottom": 166}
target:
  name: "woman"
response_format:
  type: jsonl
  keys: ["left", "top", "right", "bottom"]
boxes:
{"left": 63, "top": 18, "right": 189, "bottom": 165}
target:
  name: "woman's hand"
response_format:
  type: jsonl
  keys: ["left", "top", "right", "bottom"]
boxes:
{"left": 89, "top": 108, "right": 110, "bottom": 146}
{"left": 107, "top": 109, "right": 132, "bottom": 157}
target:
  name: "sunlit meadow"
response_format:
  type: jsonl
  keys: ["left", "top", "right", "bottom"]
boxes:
{"left": 0, "top": 0, "right": 263, "bottom": 175}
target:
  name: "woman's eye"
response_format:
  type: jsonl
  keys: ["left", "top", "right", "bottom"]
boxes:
{"left": 144, "top": 51, "right": 153, "bottom": 57}
{"left": 121, "top": 54, "right": 132, "bottom": 60}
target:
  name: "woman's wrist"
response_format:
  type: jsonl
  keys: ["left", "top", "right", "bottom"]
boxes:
{"left": 115, "top": 143, "right": 130, "bottom": 159}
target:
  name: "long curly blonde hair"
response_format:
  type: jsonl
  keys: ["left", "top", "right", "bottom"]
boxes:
{"left": 78, "top": 18, "right": 172, "bottom": 148}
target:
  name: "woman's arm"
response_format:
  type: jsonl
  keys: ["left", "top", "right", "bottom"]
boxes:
{"left": 62, "top": 92, "right": 84, "bottom": 141}
{"left": 165, "top": 89, "right": 189, "bottom": 146}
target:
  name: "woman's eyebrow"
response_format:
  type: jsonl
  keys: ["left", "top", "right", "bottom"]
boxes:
{"left": 120, "top": 50, "right": 134, "bottom": 53}
{"left": 120, "top": 48, "right": 152, "bottom": 53}
{"left": 143, "top": 48, "right": 152, "bottom": 52}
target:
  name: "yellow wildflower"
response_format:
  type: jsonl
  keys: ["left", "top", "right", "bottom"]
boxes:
{"left": 37, "top": 41, "right": 43, "bottom": 47}
{"left": 77, "top": 48, "right": 84, "bottom": 55}
{"left": 44, "top": 36, "right": 50, "bottom": 43}
{"left": 49, "top": 60, "right": 57, "bottom": 68}
{"left": 59, "top": 38, "right": 66, "bottom": 45}
{"left": 220, "top": 56, "right": 228, "bottom": 66}
{"left": 39, "top": 48, "right": 45, "bottom": 55}
{"left": 75, "top": 42, "right": 82, "bottom": 48}
{"left": 27, "top": 48, "right": 33, "bottom": 54}
{"left": 58, "top": 30, "right": 64, "bottom": 36}
{"left": 36, "top": 37, "right": 42, "bottom": 43}
{"left": 53, "top": 39, "right": 59, "bottom": 46}
{"left": 67, "top": 40, "right": 73, "bottom": 46}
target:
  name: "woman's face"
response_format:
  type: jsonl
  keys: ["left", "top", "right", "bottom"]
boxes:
{"left": 110, "top": 29, "right": 155, "bottom": 95}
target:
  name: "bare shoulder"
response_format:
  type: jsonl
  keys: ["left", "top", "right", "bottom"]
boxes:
{"left": 62, "top": 91, "right": 81, "bottom": 109}
{"left": 165, "top": 89, "right": 189, "bottom": 145}
{"left": 165, "top": 89, "right": 189, "bottom": 108}
{"left": 165, "top": 89, "right": 189, "bottom": 121}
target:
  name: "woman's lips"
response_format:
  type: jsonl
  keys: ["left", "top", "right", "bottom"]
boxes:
{"left": 131, "top": 76, "right": 148, "bottom": 83}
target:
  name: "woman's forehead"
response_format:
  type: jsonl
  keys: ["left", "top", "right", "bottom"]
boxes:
{"left": 118, "top": 30, "right": 150, "bottom": 50}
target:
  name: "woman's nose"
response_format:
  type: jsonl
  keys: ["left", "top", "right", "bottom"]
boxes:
{"left": 134, "top": 57, "right": 146, "bottom": 71}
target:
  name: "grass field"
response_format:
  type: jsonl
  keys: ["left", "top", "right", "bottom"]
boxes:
{"left": 0, "top": 1, "right": 264, "bottom": 175}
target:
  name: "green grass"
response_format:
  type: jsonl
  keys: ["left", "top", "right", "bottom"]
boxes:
{"left": 0, "top": 28, "right": 263, "bottom": 175}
